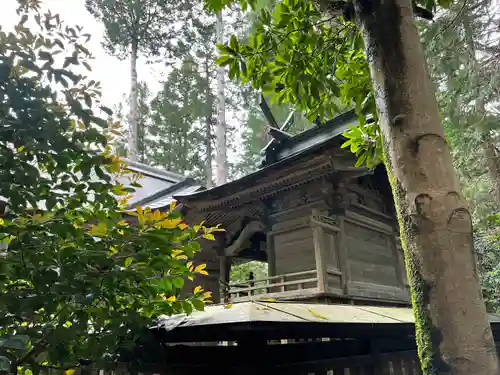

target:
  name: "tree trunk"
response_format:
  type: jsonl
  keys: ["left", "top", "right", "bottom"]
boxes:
{"left": 204, "top": 57, "right": 214, "bottom": 188}
{"left": 215, "top": 11, "right": 228, "bottom": 185}
{"left": 483, "top": 134, "right": 500, "bottom": 203}
{"left": 354, "top": 0, "right": 499, "bottom": 373}
{"left": 128, "top": 40, "right": 139, "bottom": 162}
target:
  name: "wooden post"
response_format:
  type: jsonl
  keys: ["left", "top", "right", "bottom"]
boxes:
{"left": 219, "top": 255, "right": 230, "bottom": 302}
{"left": 337, "top": 216, "right": 350, "bottom": 295}
{"left": 266, "top": 232, "right": 276, "bottom": 277}
{"left": 369, "top": 339, "right": 385, "bottom": 375}
{"left": 312, "top": 209, "right": 328, "bottom": 293}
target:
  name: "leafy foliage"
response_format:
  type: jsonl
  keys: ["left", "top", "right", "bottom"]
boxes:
{"left": 0, "top": 5, "right": 217, "bottom": 374}
{"left": 209, "top": 0, "right": 381, "bottom": 167}
{"left": 147, "top": 59, "right": 209, "bottom": 179}
{"left": 84, "top": 0, "right": 190, "bottom": 61}
{"left": 474, "top": 225, "right": 500, "bottom": 313}
{"left": 230, "top": 261, "right": 267, "bottom": 283}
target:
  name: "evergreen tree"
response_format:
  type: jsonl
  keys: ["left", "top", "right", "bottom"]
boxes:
{"left": 114, "top": 81, "right": 152, "bottom": 164}
{"left": 147, "top": 58, "right": 207, "bottom": 179}
{"left": 85, "top": 0, "right": 189, "bottom": 161}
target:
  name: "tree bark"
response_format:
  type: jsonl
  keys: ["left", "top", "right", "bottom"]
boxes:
{"left": 204, "top": 57, "right": 214, "bottom": 188}
{"left": 128, "top": 39, "right": 139, "bottom": 162}
{"left": 215, "top": 11, "right": 228, "bottom": 185}
{"left": 354, "top": 0, "right": 499, "bottom": 373}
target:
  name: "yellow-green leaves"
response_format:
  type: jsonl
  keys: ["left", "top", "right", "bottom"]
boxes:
{"left": 88, "top": 221, "right": 108, "bottom": 237}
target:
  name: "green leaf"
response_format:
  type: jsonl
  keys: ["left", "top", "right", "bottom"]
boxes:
{"left": 159, "top": 278, "right": 172, "bottom": 292}
{"left": 124, "top": 257, "right": 134, "bottom": 267}
{"left": 172, "top": 278, "right": 184, "bottom": 289}
{"left": 215, "top": 55, "right": 233, "bottom": 67}
{"left": 181, "top": 301, "right": 193, "bottom": 315}
{"left": 341, "top": 139, "right": 352, "bottom": 149}
{"left": 354, "top": 152, "right": 367, "bottom": 167}
{"left": 0, "top": 356, "right": 10, "bottom": 371}
{"left": 230, "top": 35, "right": 239, "bottom": 52}
{"left": 191, "top": 299, "right": 205, "bottom": 312}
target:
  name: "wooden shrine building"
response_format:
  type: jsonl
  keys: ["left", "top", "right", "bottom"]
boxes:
{"left": 177, "top": 108, "right": 408, "bottom": 306}
{"left": 124, "top": 105, "right": 500, "bottom": 375}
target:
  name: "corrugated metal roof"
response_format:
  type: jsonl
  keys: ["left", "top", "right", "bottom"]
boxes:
{"left": 156, "top": 301, "right": 500, "bottom": 332}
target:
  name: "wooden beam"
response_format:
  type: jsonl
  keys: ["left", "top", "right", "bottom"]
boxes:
{"left": 267, "top": 126, "right": 293, "bottom": 142}
{"left": 259, "top": 93, "right": 279, "bottom": 128}
{"left": 225, "top": 220, "right": 265, "bottom": 256}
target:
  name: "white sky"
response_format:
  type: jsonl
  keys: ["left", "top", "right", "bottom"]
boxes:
{"left": 0, "top": 0, "right": 246, "bottom": 174}
{"left": 0, "top": 0, "right": 163, "bottom": 109}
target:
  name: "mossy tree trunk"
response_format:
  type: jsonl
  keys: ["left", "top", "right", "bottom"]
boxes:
{"left": 355, "top": 0, "right": 499, "bottom": 373}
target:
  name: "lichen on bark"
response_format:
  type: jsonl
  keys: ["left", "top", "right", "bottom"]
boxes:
{"left": 383, "top": 143, "right": 438, "bottom": 374}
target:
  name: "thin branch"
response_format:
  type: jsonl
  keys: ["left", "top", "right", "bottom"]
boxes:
{"left": 432, "top": 0, "right": 467, "bottom": 41}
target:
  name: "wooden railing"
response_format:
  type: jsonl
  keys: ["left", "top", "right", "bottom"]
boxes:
{"left": 228, "top": 269, "right": 318, "bottom": 300}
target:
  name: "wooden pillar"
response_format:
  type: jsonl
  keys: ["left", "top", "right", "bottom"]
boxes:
{"left": 329, "top": 181, "right": 350, "bottom": 296}
{"left": 370, "top": 339, "right": 385, "bottom": 375}
{"left": 312, "top": 209, "right": 328, "bottom": 293}
{"left": 219, "top": 255, "right": 231, "bottom": 302}
{"left": 337, "top": 216, "right": 350, "bottom": 295}
{"left": 266, "top": 232, "right": 276, "bottom": 277}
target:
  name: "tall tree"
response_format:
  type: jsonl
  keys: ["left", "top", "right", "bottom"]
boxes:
{"left": 114, "top": 81, "right": 153, "bottom": 163}
{"left": 215, "top": 11, "right": 228, "bottom": 185}
{"left": 207, "top": 0, "right": 499, "bottom": 372}
{"left": 85, "top": 0, "right": 188, "bottom": 161}
{"left": 147, "top": 58, "right": 208, "bottom": 179}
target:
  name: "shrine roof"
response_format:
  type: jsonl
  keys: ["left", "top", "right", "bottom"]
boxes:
{"left": 260, "top": 109, "right": 358, "bottom": 167}
{"left": 152, "top": 300, "right": 500, "bottom": 343}
{"left": 174, "top": 109, "right": 361, "bottom": 207}
{"left": 119, "top": 160, "right": 203, "bottom": 210}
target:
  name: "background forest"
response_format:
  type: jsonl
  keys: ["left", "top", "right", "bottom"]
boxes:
{"left": 83, "top": 0, "right": 500, "bottom": 308}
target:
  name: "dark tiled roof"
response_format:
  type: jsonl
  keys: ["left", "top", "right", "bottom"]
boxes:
{"left": 119, "top": 160, "right": 203, "bottom": 210}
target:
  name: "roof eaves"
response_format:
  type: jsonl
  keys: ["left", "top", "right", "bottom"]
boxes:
{"left": 123, "top": 159, "right": 186, "bottom": 183}
{"left": 175, "top": 111, "right": 364, "bottom": 205}
{"left": 126, "top": 177, "right": 199, "bottom": 210}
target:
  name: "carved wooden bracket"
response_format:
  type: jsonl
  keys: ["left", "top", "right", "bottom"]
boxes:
{"left": 310, "top": 213, "right": 340, "bottom": 231}
{"left": 225, "top": 220, "right": 266, "bottom": 257}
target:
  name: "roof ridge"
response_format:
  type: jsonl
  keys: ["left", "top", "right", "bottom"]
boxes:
{"left": 126, "top": 177, "right": 196, "bottom": 210}
{"left": 123, "top": 159, "right": 186, "bottom": 182}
